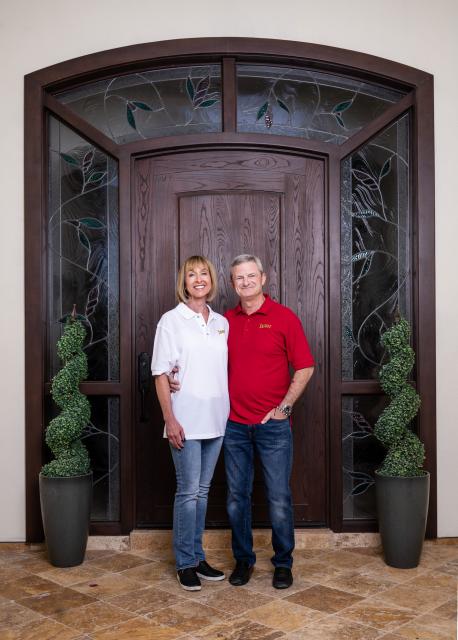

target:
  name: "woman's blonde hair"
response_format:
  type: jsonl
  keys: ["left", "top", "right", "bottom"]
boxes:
{"left": 176, "top": 255, "right": 218, "bottom": 303}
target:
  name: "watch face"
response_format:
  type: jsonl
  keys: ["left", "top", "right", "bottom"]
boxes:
{"left": 282, "top": 405, "right": 292, "bottom": 417}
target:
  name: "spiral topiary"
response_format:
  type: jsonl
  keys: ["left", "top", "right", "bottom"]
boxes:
{"left": 373, "top": 317, "right": 425, "bottom": 477}
{"left": 41, "top": 310, "right": 91, "bottom": 477}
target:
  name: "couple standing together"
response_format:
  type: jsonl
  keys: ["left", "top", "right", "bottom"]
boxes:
{"left": 151, "top": 254, "right": 315, "bottom": 591}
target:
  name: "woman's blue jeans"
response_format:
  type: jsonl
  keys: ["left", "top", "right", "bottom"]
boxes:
{"left": 224, "top": 418, "right": 294, "bottom": 568}
{"left": 170, "top": 436, "right": 223, "bottom": 570}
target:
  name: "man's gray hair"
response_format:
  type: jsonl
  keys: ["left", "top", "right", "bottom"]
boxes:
{"left": 230, "top": 254, "right": 264, "bottom": 274}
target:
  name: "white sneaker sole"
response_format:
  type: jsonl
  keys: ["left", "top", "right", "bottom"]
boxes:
{"left": 196, "top": 571, "right": 226, "bottom": 581}
{"left": 176, "top": 574, "right": 201, "bottom": 591}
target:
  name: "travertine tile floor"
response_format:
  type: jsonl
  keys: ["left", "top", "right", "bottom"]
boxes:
{"left": 0, "top": 541, "right": 456, "bottom": 639}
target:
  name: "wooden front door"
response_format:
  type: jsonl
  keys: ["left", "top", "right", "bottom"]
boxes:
{"left": 134, "top": 150, "right": 326, "bottom": 528}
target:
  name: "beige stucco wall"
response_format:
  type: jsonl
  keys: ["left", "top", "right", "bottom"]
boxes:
{"left": 1, "top": 0, "right": 457, "bottom": 540}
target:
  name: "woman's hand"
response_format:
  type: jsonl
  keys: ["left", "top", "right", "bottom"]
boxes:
{"left": 165, "top": 416, "right": 186, "bottom": 449}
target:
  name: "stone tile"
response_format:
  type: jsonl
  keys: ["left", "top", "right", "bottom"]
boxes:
{"left": 0, "top": 565, "right": 31, "bottom": 583}
{"left": 395, "top": 612, "right": 457, "bottom": 639}
{"left": 338, "top": 599, "right": 417, "bottom": 631}
{"left": 83, "top": 549, "right": 117, "bottom": 561}
{"left": 431, "top": 598, "right": 457, "bottom": 620}
{"left": 145, "top": 600, "right": 224, "bottom": 634}
{"left": 2, "top": 617, "right": 83, "bottom": 639}
{"left": 51, "top": 601, "right": 136, "bottom": 633}
{"left": 245, "top": 599, "right": 325, "bottom": 632}
{"left": 88, "top": 552, "right": 153, "bottom": 573}
{"left": 319, "top": 569, "right": 398, "bottom": 597}
{"left": 283, "top": 615, "right": 383, "bottom": 639}
{"left": 0, "top": 601, "right": 43, "bottom": 630}
{"left": 20, "top": 587, "right": 96, "bottom": 616}
{"left": 13, "top": 554, "right": 54, "bottom": 574}
{"left": 192, "top": 618, "right": 285, "bottom": 639}
{"left": 403, "top": 569, "right": 457, "bottom": 596}
{"left": 106, "top": 585, "right": 187, "bottom": 616}
{"left": 244, "top": 569, "right": 313, "bottom": 598}
{"left": 119, "top": 560, "right": 175, "bottom": 583}
{"left": 435, "top": 558, "right": 458, "bottom": 576}
{"left": 90, "top": 617, "right": 182, "bottom": 639}
{"left": 37, "top": 564, "right": 108, "bottom": 587}
{"left": 289, "top": 559, "right": 348, "bottom": 581}
{"left": 72, "top": 572, "right": 144, "bottom": 599}
{"left": 355, "top": 562, "right": 424, "bottom": 584}
{"left": 345, "top": 546, "right": 383, "bottom": 558}
{"left": 285, "top": 585, "right": 362, "bottom": 613}
{"left": 375, "top": 583, "right": 452, "bottom": 612}
{"left": 318, "top": 550, "right": 377, "bottom": 570}
{"left": 195, "top": 585, "right": 273, "bottom": 615}
{"left": 86, "top": 536, "right": 130, "bottom": 552}
{"left": 0, "top": 575, "right": 62, "bottom": 600}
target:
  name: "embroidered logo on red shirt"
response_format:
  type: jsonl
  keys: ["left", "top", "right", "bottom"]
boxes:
{"left": 259, "top": 323, "right": 272, "bottom": 329}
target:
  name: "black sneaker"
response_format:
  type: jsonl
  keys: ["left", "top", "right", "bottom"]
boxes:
{"left": 229, "top": 560, "right": 253, "bottom": 586}
{"left": 177, "top": 567, "right": 201, "bottom": 591}
{"left": 196, "top": 560, "right": 225, "bottom": 581}
{"left": 272, "top": 566, "right": 293, "bottom": 589}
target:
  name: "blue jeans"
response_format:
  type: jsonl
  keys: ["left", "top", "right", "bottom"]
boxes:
{"left": 170, "top": 436, "right": 223, "bottom": 570}
{"left": 224, "top": 418, "right": 294, "bottom": 569}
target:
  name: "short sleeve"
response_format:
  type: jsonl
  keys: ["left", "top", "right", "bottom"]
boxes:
{"left": 285, "top": 312, "right": 315, "bottom": 370}
{"left": 151, "top": 323, "right": 178, "bottom": 376}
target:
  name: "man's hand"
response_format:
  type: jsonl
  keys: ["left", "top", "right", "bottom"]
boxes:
{"left": 261, "top": 407, "right": 286, "bottom": 424}
{"left": 166, "top": 416, "right": 185, "bottom": 449}
{"left": 168, "top": 366, "right": 180, "bottom": 393}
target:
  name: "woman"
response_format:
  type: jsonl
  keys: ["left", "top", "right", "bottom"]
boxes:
{"left": 151, "top": 256, "right": 229, "bottom": 591}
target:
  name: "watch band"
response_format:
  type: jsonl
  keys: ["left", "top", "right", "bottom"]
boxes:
{"left": 277, "top": 404, "right": 292, "bottom": 418}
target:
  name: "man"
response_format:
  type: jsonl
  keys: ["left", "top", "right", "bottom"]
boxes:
{"left": 169, "top": 254, "right": 314, "bottom": 589}
{"left": 224, "top": 254, "right": 314, "bottom": 590}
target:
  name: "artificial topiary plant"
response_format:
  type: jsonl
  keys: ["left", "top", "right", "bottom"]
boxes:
{"left": 373, "top": 317, "right": 425, "bottom": 476}
{"left": 41, "top": 307, "right": 91, "bottom": 477}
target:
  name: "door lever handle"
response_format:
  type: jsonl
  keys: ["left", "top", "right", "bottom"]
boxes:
{"left": 138, "top": 352, "right": 151, "bottom": 422}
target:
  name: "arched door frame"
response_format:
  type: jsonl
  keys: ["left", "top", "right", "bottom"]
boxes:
{"left": 25, "top": 38, "right": 435, "bottom": 541}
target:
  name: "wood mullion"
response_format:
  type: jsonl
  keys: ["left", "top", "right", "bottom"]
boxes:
{"left": 222, "top": 57, "right": 237, "bottom": 132}
{"left": 126, "top": 132, "right": 336, "bottom": 158}
{"left": 328, "top": 154, "right": 343, "bottom": 532}
{"left": 338, "top": 91, "right": 415, "bottom": 159}
{"left": 413, "top": 78, "right": 436, "bottom": 538}
{"left": 341, "top": 381, "right": 384, "bottom": 395}
{"left": 119, "top": 150, "right": 134, "bottom": 533}
{"left": 44, "top": 93, "right": 120, "bottom": 158}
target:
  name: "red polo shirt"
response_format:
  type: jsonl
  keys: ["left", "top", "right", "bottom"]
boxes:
{"left": 225, "top": 295, "right": 315, "bottom": 424}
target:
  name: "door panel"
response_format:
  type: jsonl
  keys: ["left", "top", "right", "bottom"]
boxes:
{"left": 134, "top": 151, "right": 326, "bottom": 527}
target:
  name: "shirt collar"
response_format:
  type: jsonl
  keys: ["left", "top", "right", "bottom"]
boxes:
{"left": 234, "top": 294, "right": 273, "bottom": 316}
{"left": 177, "top": 302, "right": 216, "bottom": 322}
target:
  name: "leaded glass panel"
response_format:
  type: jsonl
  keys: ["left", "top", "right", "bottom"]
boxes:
{"left": 48, "top": 116, "right": 120, "bottom": 381}
{"left": 341, "top": 114, "right": 411, "bottom": 379}
{"left": 84, "top": 397, "right": 120, "bottom": 521}
{"left": 45, "top": 395, "right": 120, "bottom": 522}
{"left": 342, "top": 395, "right": 387, "bottom": 520}
{"left": 237, "top": 65, "right": 405, "bottom": 144}
{"left": 56, "top": 65, "right": 222, "bottom": 144}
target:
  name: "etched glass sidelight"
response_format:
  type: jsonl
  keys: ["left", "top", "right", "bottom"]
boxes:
{"left": 342, "top": 396, "right": 387, "bottom": 520}
{"left": 237, "top": 64, "right": 405, "bottom": 144}
{"left": 47, "top": 116, "right": 120, "bottom": 381}
{"left": 55, "top": 65, "right": 222, "bottom": 144}
{"left": 341, "top": 114, "right": 411, "bottom": 380}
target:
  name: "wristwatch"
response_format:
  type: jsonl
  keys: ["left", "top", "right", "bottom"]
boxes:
{"left": 277, "top": 404, "right": 293, "bottom": 418}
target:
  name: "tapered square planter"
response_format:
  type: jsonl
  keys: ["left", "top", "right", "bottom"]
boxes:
{"left": 375, "top": 471, "right": 430, "bottom": 568}
{"left": 39, "top": 471, "right": 92, "bottom": 567}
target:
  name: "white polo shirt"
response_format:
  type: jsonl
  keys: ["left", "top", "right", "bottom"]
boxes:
{"left": 151, "top": 302, "right": 230, "bottom": 440}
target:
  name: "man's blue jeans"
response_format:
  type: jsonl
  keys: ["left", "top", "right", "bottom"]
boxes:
{"left": 170, "top": 436, "right": 223, "bottom": 570}
{"left": 224, "top": 418, "right": 294, "bottom": 568}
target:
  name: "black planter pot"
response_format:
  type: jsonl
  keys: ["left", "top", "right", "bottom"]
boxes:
{"left": 375, "top": 471, "right": 430, "bottom": 569}
{"left": 39, "top": 472, "right": 92, "bottom": 567}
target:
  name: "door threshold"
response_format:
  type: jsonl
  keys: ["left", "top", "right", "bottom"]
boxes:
{"left": 86, "top": 529, "right": 381, "bottom": 552}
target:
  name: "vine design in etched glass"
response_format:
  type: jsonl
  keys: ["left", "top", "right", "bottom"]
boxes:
{"left": 56, "top": 66, "right": 221, "bottom": 144}
{"left": 341, "top": 115, "right": 410, "bottom": 379}
{"left": 238, "top": 65, "right": 405, "bottom": 144}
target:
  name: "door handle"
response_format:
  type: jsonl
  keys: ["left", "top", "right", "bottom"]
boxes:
{"left": 138, "top": 352, "right": 151, "bottom": 422}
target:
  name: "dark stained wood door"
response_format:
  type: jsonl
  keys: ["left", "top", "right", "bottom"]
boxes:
{"left": 134, "top": 150, "right": 326, "bottom": 527}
